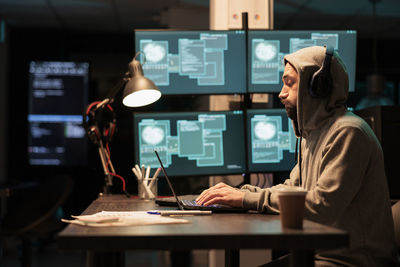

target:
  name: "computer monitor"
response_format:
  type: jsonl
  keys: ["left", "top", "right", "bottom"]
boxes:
{"left": 133, "top": 110, "right": 246, "bottom": 177}
{"left": 134, "top": 30, "right": 247, "bottom": 95}
{"left": 247, "top": 109, "right": 296, "bottom": 172}
{"left": 248, "top": 30, "right": 357, "bottom": 93}
{"left": 28, "top": 61, "right": 89, "bottom": 166}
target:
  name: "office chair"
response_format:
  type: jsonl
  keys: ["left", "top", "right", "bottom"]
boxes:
{"left": 0, "top": 175, "right": 73, "bottom": 267}
{"left": 392, "top": 200, "right": 400, "bottom": 251}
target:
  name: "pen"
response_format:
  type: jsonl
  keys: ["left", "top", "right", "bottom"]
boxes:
{"left": 152, "top": 168, "right": 161, "bottom": 179}
{"left": 147, "top": 210, "right": 161, "bottom": 214}
{"left": 145, "top": 165, "right": 151, "bottom": 186}
{"left": 132, "top": 167, "right": 141, "bottom": 181}
{"left": 141, "top": 164, "right": 145, "bottom": 179}
{"left": 147, "top": 210, "right": 212, "bottom": 216}
{"left": 148, "top": 168, "right": 160, "bottom": 188}
{"left": 145, "top": 165, "right": 150, "bottom": 179}
{"left": 135, "top": 164, "right": 142, "bottom": 179}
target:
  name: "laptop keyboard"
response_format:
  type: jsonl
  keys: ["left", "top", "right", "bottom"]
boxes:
{"left": 181, "top": 199, "right": 200, "bottom": 206}
{"left": 181, "top": 199, "right": 220, "bottom": 208}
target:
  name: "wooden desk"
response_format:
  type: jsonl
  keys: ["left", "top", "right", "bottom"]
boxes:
{"left": 57, "top": 195, "right": 348, "bottom": 267}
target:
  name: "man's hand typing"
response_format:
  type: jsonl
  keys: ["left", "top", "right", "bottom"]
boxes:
{"left": 196, "top": 182, "right": 245, "bottom": 208}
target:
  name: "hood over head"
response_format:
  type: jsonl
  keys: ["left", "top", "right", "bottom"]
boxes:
{"left": 284, "top": 46, "right": 349, "bottom": 137}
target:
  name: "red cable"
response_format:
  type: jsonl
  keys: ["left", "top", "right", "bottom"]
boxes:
{"left": 86, "top": 101, "right": 101, "bottom": 115}
{"left": 105, "top": 143, "right": 112, "bottom": 167}
{"left": 108, "top": 172, "right": 126, "bottom": 192}
{"left": 104, "top": 143, "right": 126, "bottom": 192}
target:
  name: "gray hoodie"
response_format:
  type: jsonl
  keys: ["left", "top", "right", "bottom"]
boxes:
{"left": 242, "top": 46, "right": 397, "bottom": 266}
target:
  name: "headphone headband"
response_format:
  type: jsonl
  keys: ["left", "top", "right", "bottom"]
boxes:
{"left": 308, "top": 46, "right": 334, "bottom": 98}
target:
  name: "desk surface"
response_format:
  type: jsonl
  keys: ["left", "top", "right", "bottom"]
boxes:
{"left": 57, "top": 195, "right": 348, "bottom": 252}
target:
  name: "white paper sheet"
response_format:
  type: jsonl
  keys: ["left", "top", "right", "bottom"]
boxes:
{"left": 61, "top": 211, "right": 190, "bottom": 227}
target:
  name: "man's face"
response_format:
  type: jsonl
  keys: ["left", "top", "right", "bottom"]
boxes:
{"left": 279, "top": 63, "right": 299, "bottom": 120}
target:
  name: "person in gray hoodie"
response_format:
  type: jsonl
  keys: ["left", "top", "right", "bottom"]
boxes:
{"left": 196, "top": 46, "right": 398, "bottom": 266}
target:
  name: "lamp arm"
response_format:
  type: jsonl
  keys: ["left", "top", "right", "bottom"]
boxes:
{"left": 101, "top": 77, "right": 128, "bottom": 108}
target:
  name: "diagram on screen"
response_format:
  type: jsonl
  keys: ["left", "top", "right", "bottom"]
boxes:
{"left": 140, "top": 33, "right": 227, "bottom": 86}
{"left": 252, "top": 39, "right": 280, "bottom": 84}
{"left": 251, "top": 32, "right": 339, "bottom": 85}
{"left": 138, "top": 114, "right": 226, "bottom": 168}
{"left": 251, "top": 115, "right": 296, "bottom": 163}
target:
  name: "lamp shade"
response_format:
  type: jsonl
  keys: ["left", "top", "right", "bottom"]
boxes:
{"left": 122, "top": 57, "right": 161, "bottom": 107}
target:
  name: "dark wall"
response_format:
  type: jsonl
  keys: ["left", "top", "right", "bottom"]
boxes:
{"left": 0, "top": 23, "right": 9, "bottom": 185}
{"left": 348, "top": 38, "right": 400, "bottom": 107}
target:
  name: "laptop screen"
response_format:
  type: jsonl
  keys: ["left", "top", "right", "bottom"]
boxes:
{"left": 133, "top": 110, "right": 246, "bottom": 177}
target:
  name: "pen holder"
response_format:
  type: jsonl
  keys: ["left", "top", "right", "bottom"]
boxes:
{"left": 138, "top": 178, "right": 158, "bottom": 200}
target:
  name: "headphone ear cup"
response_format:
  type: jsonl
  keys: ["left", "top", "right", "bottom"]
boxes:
{"left": 309, "top": 70, "right": 332, "bottom": 98}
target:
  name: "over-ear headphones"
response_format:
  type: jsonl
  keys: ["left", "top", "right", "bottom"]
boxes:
{"left": 309, "top": 46, "right": 334, "bottom": 98}
{"left": 83, "top": 101, "right": 117, "bottom": 145}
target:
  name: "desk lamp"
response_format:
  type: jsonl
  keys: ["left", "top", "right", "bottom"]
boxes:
{"left": 84, "top": 52, "right": 161, "bottom": 195}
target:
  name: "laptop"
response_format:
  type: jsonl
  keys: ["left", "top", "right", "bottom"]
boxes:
{"left": 154, "top": 150, "right": 248, "bottom": 213}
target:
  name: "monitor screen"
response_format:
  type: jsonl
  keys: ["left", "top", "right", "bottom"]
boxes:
{"left": 28, "top": 61, "right": 89, "bottom": 166}
{"left": 133, "top": 110, "right": 246, "bottom": 177}
{"left": 247, "top": 109, "right": 296, "bottom": 172}
{"left": 134, "top": 30, "right": 247, "bottom": 95}
{"left": 248, "top": 30, "right": 357, "bottom": 93}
